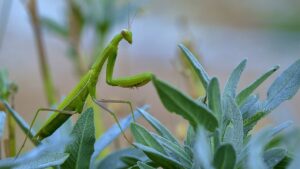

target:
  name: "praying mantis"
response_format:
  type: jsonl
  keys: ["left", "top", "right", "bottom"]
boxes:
{"left": 19, "top": 29, "right": 154, "bottom": 154}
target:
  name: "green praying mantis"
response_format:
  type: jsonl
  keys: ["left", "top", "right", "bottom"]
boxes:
{"left": 19, "top": 29, "right": 154, "bottom": 155}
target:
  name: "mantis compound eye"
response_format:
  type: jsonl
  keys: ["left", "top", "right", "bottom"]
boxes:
{"left": 121, "top": 29, "right": 133, "bottom": 44}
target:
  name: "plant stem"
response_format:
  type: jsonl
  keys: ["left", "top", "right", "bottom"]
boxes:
{"left": 27, "top": 0, "right": 56, "bottom": 106}
{"left": 68, "top": 1, "right": 86, "bottom": 77}
{"left": 0, "top": 101, "right": 16, "bottom": 157}
{"left": 0, "top": 0, "right": 12, "bottom": 49}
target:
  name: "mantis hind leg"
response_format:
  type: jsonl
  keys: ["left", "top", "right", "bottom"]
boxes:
{"left": 105, "top": 49, "right": 153, "bottom": 88}
{"left": 16, "top": 108, "right": 77, "bottom": 158}
{"left": 91, "top": 97, "right": 135, "bottom": 146}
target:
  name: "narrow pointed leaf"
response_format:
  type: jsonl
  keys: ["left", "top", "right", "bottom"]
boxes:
{"left": 208, "top": 77, "right": 222, "bottom": 122}
{"left": 152, "top": 77, "right": 218, "bottom": 132}
{"left": 237, "top": 65, "right": 279, "bottom": 105}
{"left": 152, "top": 134, "right": 192, "bottom": 168}
{"left": 134, "top": 143, "right": 183, "bottom": 169}
{"left": 131, "top": 123, "right": 166, "bottom": 154}
{"left": 138, "top": 108, "right": 179, "bottom": 145}
{"left": 224, "top": 59, "right": 247, "bottom": 98}
{"left": 222, "top": 95, "right": 243, "bottom": 154}
{"left": 62, "top": 108, "right": 95, "bottom": 169}
{"left": 213, "top": 144, "right": 236, "bottom": 169}
{"left": 14, "top": 153, "right": 69, "bottom": 169}
{"left": 264, "top": 59, "right": 300, "bottom": 111}
{"left": 178, "top": 44, "right": 210, "bottom": 88}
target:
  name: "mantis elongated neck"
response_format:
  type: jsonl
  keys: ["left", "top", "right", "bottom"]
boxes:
{"left": 88, "top": 33, "right": 124, "bottom": 97}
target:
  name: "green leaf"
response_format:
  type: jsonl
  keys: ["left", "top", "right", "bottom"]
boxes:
{"left": 91, "top": 106, "right": 147, "bottom": 167}
{"left": 131, "top": 123, "right": 166, "bottom": 154}
{"left": 236, "top": 65, "right": 279, "bottom": 105}
{"left": 138, "top": 108, "right": 179, "bottom": 146}
{"left": 0, "top": 111, "right": 6, "bottom": 138}
{"left": 240, "top": 94, "right": 259, "bottom": 117}
{"left": 224, "top": 59, "right": 247, "bottom": 98}
{"left": 208, "top": 77, "right": 222, "bottom": 122}
{"left": 134, "top": 143, "right": 183, "bottom": 169}
{"left": 0, "top": 136, "right": 71, "bottom": 169}
{"left": 222, "top": 94, "right": 243, "bottom": 154}
{"left": 137, "top": 161, "right": 156, "bottom": 169}
{"left": 152, "top": 134, "right": 192, "bottom": 168}
{"left": 152, "top": 77, "right": 218, "bottom": 132}
{"left": 14, "top": 153, "right": 69, "bottom": 169}
{"left": 263, "top": 148, "right": 287, "bottom": 169}
{"left": 264, "top": 59, "right": 300, "bottom": 111}
{"left": 178, "top": 44, "right": 210, "bottom": 89}
{"left": 243, "top": 111, "right": 265, "bottom": 135}
{"left": 193, "top": 128, "right": 213, "bottom": 169}
{"left": 96, "top": 148, "right": 146, "bottom": 169}
{"left": 62, "top": 108, "right": 95, "bottom": 169}
{"left": 213, "top": 144, "right": 236, "bottom": 169}
{"left": 184, "top": 125, "right": 195, "bottom": 147}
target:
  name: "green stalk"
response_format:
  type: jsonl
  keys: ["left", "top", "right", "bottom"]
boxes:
{"left": 7, "top": 113, "right": 16, "bottom": 156}
{"left": 27, "top": 0, "right": 56, "bottom": 106}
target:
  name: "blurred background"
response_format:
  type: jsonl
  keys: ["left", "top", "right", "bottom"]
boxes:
{"left": 0, "top": 0, "right": 300, "bottom": 148}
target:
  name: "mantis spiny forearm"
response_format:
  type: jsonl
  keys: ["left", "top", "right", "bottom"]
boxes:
{"left": 23, "top": 29, "right": 153, "bottom": 145}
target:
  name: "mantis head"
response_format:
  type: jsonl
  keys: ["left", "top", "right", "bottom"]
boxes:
{"left": 121, "top": 29, "right": 132, "bottom": 44}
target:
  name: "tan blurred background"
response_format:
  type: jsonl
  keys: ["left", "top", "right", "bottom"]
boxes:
{"left": 1, "top": 0, "right": 300, "bottom": 145}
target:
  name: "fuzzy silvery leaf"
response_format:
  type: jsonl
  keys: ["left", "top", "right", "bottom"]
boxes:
{"left": 62, "top": 108, "right": 95, "bottom": 169}
{"left": 264, "top": 59, "right": 300, "bottom": 112}
{"left": 224, "top": 59, "right": 247, "bottom": 98}
{"left": 138, "top": 107, "right": 180, "bottom": 146}
{"left": 152, "top": 77, "right": 218, "bottom": 132}
{"left": 222, "top": 94, "right": 243, "bottom": 154}
{"left": 236, "top": 65, "right": 279, "bottom": 105}
{"left": 14, "top": 153, "right": 69, "bottom": 169}
{"left": 134, "top": 143, "right": 183, "bottom": 169}
{"left": 90, "top": 106, "right": 146, "bottom": 168}
{"left": 192, "top": 128, "right": 213, "bottom": 169}
{"left": 178, "top": 44, "right": 210, "bottom": 88}
{"left": 131, "top": 123, "right": 166, "bottom": 155}
{"left": 240, "top": 94, "right": 259, "bottom": 117}
{"left": 0, "top": 135, "right": 71, "bottom": 168}
{"left": 152, "top": 134, "right": 192, "bottom": 168}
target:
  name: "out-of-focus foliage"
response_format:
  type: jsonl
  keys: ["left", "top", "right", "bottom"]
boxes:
{"left": 102, "top": 45, "right": 300, "bottom": 169}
